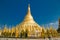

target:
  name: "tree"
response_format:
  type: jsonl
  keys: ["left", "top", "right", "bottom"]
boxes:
{"left": 57, "top": 18, "right": 60, "bottom": 33}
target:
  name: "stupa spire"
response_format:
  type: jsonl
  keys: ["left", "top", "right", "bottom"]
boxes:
{"left": 23, "top": 4, "right": 34, "bottom": 22}
{"left": 27, "top": 4, "right": 32, "bottom": 17}
{"left": 28, "top": 4, "right": 30, "bottom": 14}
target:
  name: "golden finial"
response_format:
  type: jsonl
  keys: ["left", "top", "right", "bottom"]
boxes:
{"left": 28, "top": 4, "right": 30, "bottom": 14}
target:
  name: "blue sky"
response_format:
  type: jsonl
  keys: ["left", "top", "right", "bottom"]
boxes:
{"left": 0, "top": 0, "right": 60, "bottom": 29}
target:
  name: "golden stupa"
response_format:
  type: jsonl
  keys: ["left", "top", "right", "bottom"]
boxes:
{"left": 16, "top": 4, "right": 42, "bottom": 37}
{"left": 0, "top": 4, "right": 58, "bottom": 38}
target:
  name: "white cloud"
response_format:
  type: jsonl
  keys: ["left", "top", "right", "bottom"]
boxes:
{"left": 44, "top": 21, "right": 58, "bottom": 29}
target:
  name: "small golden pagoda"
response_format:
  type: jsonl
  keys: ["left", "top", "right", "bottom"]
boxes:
{"left": 0, "top": 30, "right": 2, "bottom": 36}
{"left": 3, "top": 26, "right": 8, "bottom": 32}
{"left": 16, "top": 4, "right": 42, "bottom": 37}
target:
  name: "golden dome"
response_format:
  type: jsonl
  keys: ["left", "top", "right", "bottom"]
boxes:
{"left": 23, "top": 4, "right": 34, "bottom": 23}
{"left": 16, "top": 4, "right": 42, "bottom": 37}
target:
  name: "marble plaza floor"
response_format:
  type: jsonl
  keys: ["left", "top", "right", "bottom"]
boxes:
{"left": 0, "top": 38, "right": 60, "bottom": 40}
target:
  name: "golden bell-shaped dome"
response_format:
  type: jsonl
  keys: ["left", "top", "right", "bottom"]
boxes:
{"left": 23, "top": 4, "right": 35, "bottom": 24}
{"left": 16, "top": 4, "right": 42, "bottom": 37}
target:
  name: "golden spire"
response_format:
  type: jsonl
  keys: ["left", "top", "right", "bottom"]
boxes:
{"left": 27, "top": 4, "right": 31, "bottom": 15}
{"left": 23, "top": 4, "right": 34, "bottom": 22}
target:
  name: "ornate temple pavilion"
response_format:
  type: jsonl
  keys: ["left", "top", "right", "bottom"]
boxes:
{"left": 15, "top": 4, "right": 42, "bottom": 37}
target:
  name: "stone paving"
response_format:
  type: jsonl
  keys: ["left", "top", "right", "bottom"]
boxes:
{"left": 0, "top": 38, "right": 60, "bottom": 40}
